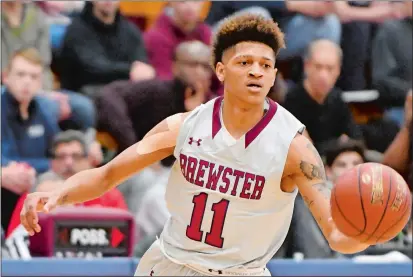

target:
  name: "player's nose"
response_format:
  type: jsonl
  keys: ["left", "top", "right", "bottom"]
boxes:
{"left": 248, "top": 63, "right": 263, "bottom": 78}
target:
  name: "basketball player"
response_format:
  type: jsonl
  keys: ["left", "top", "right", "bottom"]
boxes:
{"left": 20, "top": 14, "right": 372, "bottom": 276}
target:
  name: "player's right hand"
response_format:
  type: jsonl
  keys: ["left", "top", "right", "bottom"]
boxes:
{"left": 20, "top": 191, "right": 61, "bottom": 236}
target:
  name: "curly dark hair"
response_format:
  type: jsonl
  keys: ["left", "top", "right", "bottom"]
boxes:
{"left": 212, "top": 13, "right": 285, "bottom": 68}
{"left": 324, "top": 139, "right": 366, "bottom": 167}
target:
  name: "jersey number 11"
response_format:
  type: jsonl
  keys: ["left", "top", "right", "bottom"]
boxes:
{"left": 186, "top": 192, "right": 229, "bottom": 248}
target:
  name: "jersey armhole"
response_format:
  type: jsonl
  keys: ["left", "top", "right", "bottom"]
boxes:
{"left": 173, "top": 105, "right": 203, "bottom": 158}
{"left": 294, "top": 126, "right": 306, "bottom": 138}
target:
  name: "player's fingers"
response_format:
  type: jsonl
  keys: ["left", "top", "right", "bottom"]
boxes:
{"left": 20, "top": 208, "right": 34, "bottom": 236}
{"left": 30, "top": 196, "right": 51, "bottom": 232}
{"left": 26, "top": 209, "right": 36, "bottom": 232}
{"left": 43, "top": 197, "right": 57, "bottom": 213}
{"left": 31, "top": 204, "right": 42, "bottom": 233}
{"left": 26, "top": 198, "right": 40, "bottom": 233}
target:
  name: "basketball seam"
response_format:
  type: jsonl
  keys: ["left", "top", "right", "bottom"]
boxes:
{"left": 364, "top": 168, "right": 392, "bottom": 243}
{"left": 357, "top": 164, "right": 368, "bottom": 233}
{"left": 333, "top": 185, "right": 364, "bottom": 234}
{"left": 376, "top": 188, "right": 411, "bottom": 242}
{"left": 375, "top": 200, "right": 409, "bottom": 242}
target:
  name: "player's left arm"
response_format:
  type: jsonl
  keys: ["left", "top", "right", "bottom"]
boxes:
{"left": 283, "top": 134, "right": 370, "bottom": 254}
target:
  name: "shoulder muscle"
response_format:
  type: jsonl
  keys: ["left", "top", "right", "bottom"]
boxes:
{"left": 138, "top": 112, "right": 190, "bottom": 154}
{"left": 103, "top": 112, "right": 191, "bottom": 188}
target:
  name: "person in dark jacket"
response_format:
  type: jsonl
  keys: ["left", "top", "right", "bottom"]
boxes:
{"left": 58, "top": 1, "right": 154, "bottom": 95}
{"left": 283, "top": 40, "right": 363, "bottom": 153}
{"left": 1, "top": 49, "right": 60, "bottom": 232}
{"left": 1, "top": 49, "right": 60, "bottom": 174}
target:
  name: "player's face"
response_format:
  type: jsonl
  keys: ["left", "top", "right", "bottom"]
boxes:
{"left": 3, "top": 56, "right": 42, "bottom": 104}
{"left": 304, "top": 47, "right": 340, "bottom": 98}
{"left": 216, "top": 42, "right": 277, "bottom": 105}
{"left": 328, "top": 151, "right": 364, "bottom": 182}
{"left": 52, "top": 142, "right": 90, "bottom": 179}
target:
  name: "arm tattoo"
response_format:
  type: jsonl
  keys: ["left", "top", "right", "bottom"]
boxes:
{"left": 312, "top": 182, "right": 332, "bottom": 200}
{"left": 303, "top": 196, "right": 314, "bottom": 207}
{"left": 303, "top": 195, "right": 326, "bottom": 233}
{"left": 298, "top": 142, "right": 332, "bottom": 232}
{"left": 300, "top": 161, "right": 325, "bottom": 180}
{"left": 306, "top": 143, "right": 326, "bottom": 180}
{"left": 299, "top": 143, "right": 327, "bottom": 181}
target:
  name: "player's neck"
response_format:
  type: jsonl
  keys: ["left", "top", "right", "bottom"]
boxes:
{"left": 221, "top": 96, "right": 265, "bottom": 139}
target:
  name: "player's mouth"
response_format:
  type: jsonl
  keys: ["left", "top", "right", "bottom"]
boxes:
{"left": 246, "top": 82, "right": 263, "bottom": 92}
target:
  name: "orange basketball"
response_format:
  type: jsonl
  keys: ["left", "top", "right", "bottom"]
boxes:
{"left": 331, "top": 163, "right": 412, "bottom": 245}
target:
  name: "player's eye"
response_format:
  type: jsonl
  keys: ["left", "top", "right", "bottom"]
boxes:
{"left": 263, "top": 64, "right": 271, "bottom": 69}
{"left": 239, "top": 61, "right": 249, "bottom": 66}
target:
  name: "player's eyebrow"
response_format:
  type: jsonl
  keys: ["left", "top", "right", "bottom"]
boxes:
{"left": 262, "top": 57, "right": 275, "bottom": 63}
{"left": 235, "top": 54, "right": 274, "bottom": 63}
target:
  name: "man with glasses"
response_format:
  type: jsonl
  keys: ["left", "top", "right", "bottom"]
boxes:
{"left": 35, "top": 130, "right": 127, "bottom": 209}
{"left": 35, "top": 130, "right": 94, "bottom": 190}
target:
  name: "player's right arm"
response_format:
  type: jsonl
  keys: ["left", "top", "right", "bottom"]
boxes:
{"left": 20, "top": 112, "right": 190, "bottom": 236}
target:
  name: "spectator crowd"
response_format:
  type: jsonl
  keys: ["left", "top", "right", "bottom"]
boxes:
{"left": 1, "top": 0, "right": 412, "bottom": 261}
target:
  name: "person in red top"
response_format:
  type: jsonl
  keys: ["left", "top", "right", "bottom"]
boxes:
{"left": 80, "top": 189, "right": 127, "bottom": 209}
{"left": 144, "top": 1, "right": 212, "bottom": 80}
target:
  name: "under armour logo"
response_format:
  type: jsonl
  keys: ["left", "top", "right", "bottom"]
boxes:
{"left": 188, "top": 137, "right": 202, "bottom": 146}
{"left": 208, "top": 269, "right": 223, "bottom": 275}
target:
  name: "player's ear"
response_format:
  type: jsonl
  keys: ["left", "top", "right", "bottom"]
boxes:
{"left": 215, "top": 62, "right": 225, "bottom": 83}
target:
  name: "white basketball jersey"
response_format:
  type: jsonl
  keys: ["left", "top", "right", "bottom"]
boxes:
{"left": 160, "top": 97, "right": 305, "bottom": 270}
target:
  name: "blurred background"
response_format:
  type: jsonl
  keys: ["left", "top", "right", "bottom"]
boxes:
{"left": 1, "top": 1, "right": 412, "bottom": 276}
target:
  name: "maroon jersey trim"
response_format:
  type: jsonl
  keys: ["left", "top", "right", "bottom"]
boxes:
{"left": 245, "top": 99, "right": 278, "bottom": 148}
{"left": 211, "top": 97, "right": 278, "bottom": 148}
{"left": 212, "top": 96, "right": 223, "bottom": 139}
